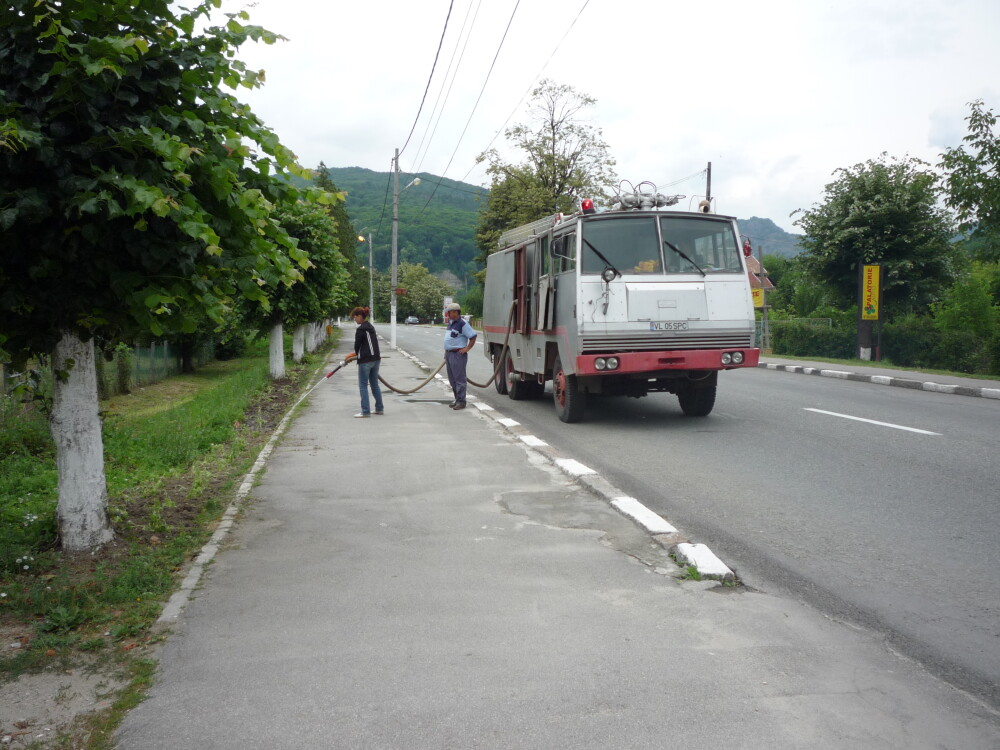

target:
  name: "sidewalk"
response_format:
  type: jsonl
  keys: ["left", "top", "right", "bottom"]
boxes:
{"left": 759, "top": 356, "right": 1000, "bottom": 400}
{"left": 115, "top": 342, "right": 1000, "bottom": 749}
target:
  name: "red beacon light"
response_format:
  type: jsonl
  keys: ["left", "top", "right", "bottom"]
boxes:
{"left": 580, "top": 198, "right": 596, "bottom": 214}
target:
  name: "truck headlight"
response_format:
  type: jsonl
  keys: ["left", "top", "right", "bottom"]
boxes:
{"left": 595, "top": 357, "right": 607, "bottom": 370}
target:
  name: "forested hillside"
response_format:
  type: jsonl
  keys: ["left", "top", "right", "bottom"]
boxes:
{"left": 320, "top": 167, "right": 803, "bottom": 277}
{"left": 739, "top": 217, "right": 804, "bottom": 257}
{"left": 324, "top": 166, "right": 487, "bottom": 282}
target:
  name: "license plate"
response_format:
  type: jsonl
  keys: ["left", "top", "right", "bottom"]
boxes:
{"left": 650, "top": 321, "right": 688, "bottom": 331}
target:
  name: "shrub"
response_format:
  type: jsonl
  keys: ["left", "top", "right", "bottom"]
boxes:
{"left": 771, "top": 322, "right": 855, "bottom": 358}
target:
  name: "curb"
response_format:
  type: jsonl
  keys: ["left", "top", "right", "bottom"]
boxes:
{"left": 398, "top": 345, "right": 736, "bottom": 584}
{"left": 759, "top": 362, "right": 1000, "bottom": 400}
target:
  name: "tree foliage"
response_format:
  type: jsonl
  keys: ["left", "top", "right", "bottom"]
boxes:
{"left": 372, "top": 263, "right": 453, "bottom": 322}
{"left": 792, "top": 155, "right": 958, "bottom": 317}
{"left": 0, "top": 0, "right": 327, "bottom": 364}
{"left": 475, "top": 80, "right": 617, "bottom": 263}
{"left": 939, "top": 99, "right": 1000, "bottom": 263}
{"left": 272, "top": 201, "right": 352, "bottom": 326}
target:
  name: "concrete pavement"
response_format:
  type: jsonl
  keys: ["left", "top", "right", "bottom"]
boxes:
{"left": 115, "top": 338, "right": 1000, "bottom": 749}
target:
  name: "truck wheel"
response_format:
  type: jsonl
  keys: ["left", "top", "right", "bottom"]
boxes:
{"left": 552, "top": 355, "right": 585, "bottom": 422}
{"left": 677, "top": 374, "right": 717, "bottom": 417}
{"left": 493, "top": 348, "right": 508, "bottom": 395}
{"left": 506, "top": 349, "right": 530, "bottom": 400}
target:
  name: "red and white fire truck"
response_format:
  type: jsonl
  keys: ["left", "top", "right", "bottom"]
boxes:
{"left": 481, "top": 182, "right": 760, "bottom": 422}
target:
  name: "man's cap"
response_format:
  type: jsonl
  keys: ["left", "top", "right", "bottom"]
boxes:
{"left": 445, "top": 302, "right": 461, "bottom": 312}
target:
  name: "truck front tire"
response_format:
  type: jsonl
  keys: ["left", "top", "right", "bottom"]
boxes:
{"left": 552, "top": 355, "right": 585, "bottom": 422}
{"left": 677, "top": 373, "right": 717, "bottom": 417}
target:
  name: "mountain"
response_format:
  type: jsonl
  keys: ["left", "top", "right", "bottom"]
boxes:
{"left": 324, "top": 166, "right": 487, "bottom": 280}
{"left": 738, "top": 216, "right": 804, "bottom": 258}
{"left": 320, "top": 167, "right": 804, "bottom": 274}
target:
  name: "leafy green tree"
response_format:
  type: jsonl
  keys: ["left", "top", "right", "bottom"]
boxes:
{"left": 792, "top": 154, "right": 958, "bottom": 317}
{"left": 375, "top": 263, "right": 454, "bottom": 322}
{"left": 939, "top": 100, "right": 1000, "bottom": 263}
{"left": 931, "top": 263, "right": 1000, "bottom": 334}
{"left": 475, "top": 80, "right": 617, "bottom": 263}
{"left": 0, "top": 0, "right": 320, "bottom": 550}
{"left": 273, "top": 200, "right": 352, "bottom": 364}
{"left": 316, "top": 162, "right": 369, "bottom": 313}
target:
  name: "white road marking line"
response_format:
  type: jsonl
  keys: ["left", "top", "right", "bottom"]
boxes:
{"left": 804, "top": 408, "right": 941, "bottom": 435}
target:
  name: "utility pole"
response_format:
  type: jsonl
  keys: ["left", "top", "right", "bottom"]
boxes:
{"left": 706, "top": 161, "right": 712, "bottom": 205}
{"left": 392, "top": 148, "right": 400, "bottom": 350}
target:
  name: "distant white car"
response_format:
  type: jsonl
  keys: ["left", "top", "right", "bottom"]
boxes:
{"left": 405, "top": 316, "right": 419, "bottom": 325}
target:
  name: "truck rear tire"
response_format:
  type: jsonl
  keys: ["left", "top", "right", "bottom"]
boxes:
{"left": 677, "top": 373, "right": 717, "bottom": 417}
{"left": 552, "top": 355, "right": 586, "bottom": 422}
{"left": 506, "top": 349, "right": 531, "bottom": 400}
{"left": 493, "top": 348, "right": 508, "bottom": 395}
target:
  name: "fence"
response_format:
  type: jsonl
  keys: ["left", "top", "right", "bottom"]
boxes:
{"left": 2, "top": 339, "right": 215, "bottom": 399}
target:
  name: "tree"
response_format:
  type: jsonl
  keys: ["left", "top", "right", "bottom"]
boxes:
{"left": 373, "top": 263, "right": 454, "bottom": 323}
{"left": 792, "top": 154, "right": 958, "bottom": 317}
{"left": 939, "top": 100, "right": 1000, "bottom": 262}
{"left": 475, "top": 80, "right": 617, "bottom": 263}
{"left": 316, "top": 162, "right": 369, "bottom": 313}
{"left": 273, "top": 200, "right": 352, "bottom": 365}
{"left": 0, "top": 0, "right": 321, "bottom": 550}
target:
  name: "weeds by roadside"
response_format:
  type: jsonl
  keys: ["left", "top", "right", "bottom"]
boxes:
{"left": 0, "top": 335, "right": 338, "bottom": 747}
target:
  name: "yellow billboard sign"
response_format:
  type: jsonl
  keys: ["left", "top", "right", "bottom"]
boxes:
{"left": 752, "top": 288, "right": 764, "bottom": 308}
{"left": 861, "top": 264, "right": 881, "bottom": 320}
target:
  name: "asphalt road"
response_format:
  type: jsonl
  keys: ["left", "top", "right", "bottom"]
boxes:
{"left": 392, "top": 323, "right": 1000, "bottom": 709}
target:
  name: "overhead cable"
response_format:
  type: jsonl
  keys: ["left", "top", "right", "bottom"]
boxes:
{"left": 418, "top": 0, "right": 522, "bottom": 211}
{"left": 460, "top": 0, "right": 591, "bottom": 184}
{"left": 413, "top": 0, "right": 483, "bottom": 174}
{"left": 398, "top": 0, "right": 455, "bottom": 159}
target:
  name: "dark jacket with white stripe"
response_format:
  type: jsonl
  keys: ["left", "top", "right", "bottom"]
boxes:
{"left": 354, "top": 321, "right": 381, "bottom": 364}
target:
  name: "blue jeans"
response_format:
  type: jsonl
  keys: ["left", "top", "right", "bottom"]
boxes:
{"left": 358, "top": 360, "right": 383, "bottom": 414}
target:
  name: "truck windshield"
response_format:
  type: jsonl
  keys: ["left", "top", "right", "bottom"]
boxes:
{"left": 581, "top": 217, "right": 660, "bottom": 275}
{"left": 659, "top": 216, "right": 742, "bottom": 273}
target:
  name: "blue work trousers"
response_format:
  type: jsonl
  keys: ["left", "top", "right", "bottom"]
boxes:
{"left": 357, "top": 360, "right": 383, "bottom": 415}
{"left": 445, "top": 350, "right": 468, "bottom": 404}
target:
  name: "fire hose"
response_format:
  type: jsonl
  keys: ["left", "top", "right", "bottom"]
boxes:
{"left": 323, "top": 301, "right": 517, "bottom": 396}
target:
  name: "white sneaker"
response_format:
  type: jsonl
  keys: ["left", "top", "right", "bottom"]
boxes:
{"left": 354, "top": 413, "right": 370, "bottom": 418}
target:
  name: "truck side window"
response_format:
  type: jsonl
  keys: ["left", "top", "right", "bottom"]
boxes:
{"left": 540, "top": 236, "right": 550, "bottom": 276}
{"left": 553, "top": 233, "right": 575, "bottom": 273}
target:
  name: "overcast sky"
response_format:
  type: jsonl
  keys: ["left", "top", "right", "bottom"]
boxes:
{"left": 220, "top": 0, "right": 998, "bottom": 234}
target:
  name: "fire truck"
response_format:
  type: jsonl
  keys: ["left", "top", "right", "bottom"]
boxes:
{"left": 481, "top": 182, "right": 760, "bottom": 422}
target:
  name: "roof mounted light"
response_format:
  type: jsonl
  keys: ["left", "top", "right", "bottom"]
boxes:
{"left": 581, "top": 198, "right": 596, "bottom": 215}
{"left": 601, "top": 267, "right": 618, "bottom": 283}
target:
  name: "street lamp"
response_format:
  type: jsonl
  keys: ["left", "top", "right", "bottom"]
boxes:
{"left": 391, "top": 147, "right": 420, "bottom": 350}
{"left": 356, "top": 231, "right": 373, "bottom": 316}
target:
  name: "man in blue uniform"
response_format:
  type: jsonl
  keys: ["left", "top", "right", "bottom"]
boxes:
{"left": 443, "top": 302, "right": 476, "bottom": 410}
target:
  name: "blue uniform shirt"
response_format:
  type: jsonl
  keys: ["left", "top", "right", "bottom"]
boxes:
{"left": 444, "top": 317, "right": 477, "bottom": 351}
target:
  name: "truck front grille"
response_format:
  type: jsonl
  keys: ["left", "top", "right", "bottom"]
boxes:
{"left": 579, "top": 330, "right": 754, "bottom": 353}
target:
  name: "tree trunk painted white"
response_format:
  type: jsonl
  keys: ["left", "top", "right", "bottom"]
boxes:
{"left": 269, "top": 322, "right": 285, "bottom": 379}
{"left": 50, "top": 331, "right": 114, "bottom": 551}
{"left": 292, "top": 325, "right": 305, "bottom": 363}
{"left": 305, "top": 321, "right": 316, "bottom": 353}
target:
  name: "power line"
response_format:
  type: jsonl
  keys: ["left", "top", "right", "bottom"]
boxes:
{"left": 418, "top": 0, "right": 522, "bottom": 211}
{"left": 398, "top": 0, "right": 455, "bottom": 159}
{"left": 459, "top": 0, "right": 591, "bottom": 184}
{"left": 413, "top": 0, "right": 483, "bottom": 174}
